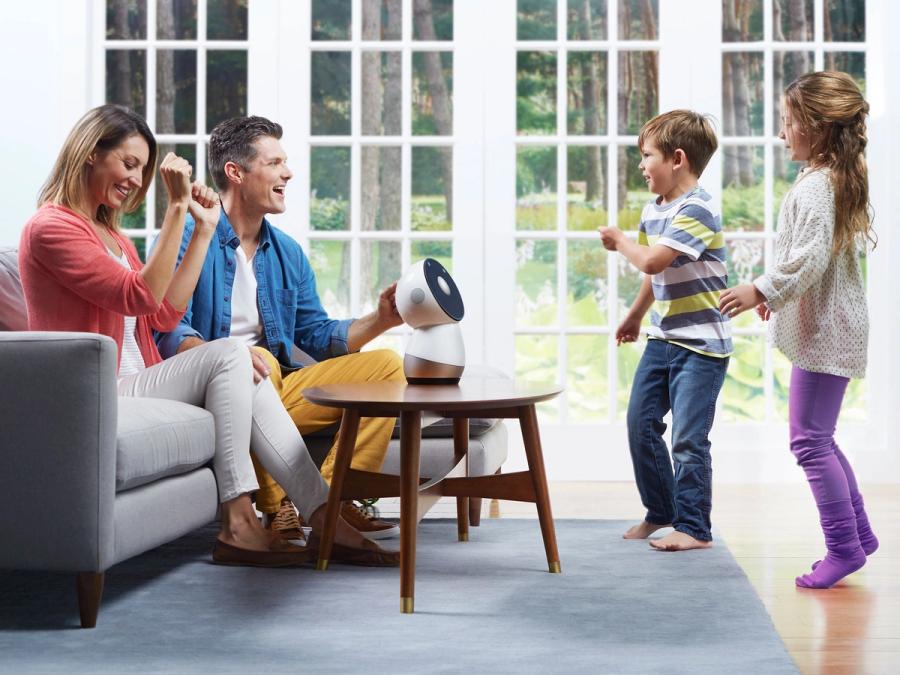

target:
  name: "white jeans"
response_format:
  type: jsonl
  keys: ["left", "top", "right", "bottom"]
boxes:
{"left": 117, "top": 338, "right": 329, "bottom": 517}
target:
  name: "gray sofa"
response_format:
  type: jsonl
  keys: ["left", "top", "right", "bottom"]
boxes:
{"left": 0, "top": 246, "right": 507, "bottom": 628}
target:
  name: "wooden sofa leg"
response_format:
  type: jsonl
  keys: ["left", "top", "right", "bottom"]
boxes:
{"left": 77, "top": 572, "right": 105, "bottom": 628}
{"left": 469, "top": 497, "right": 482, "bottom": 526}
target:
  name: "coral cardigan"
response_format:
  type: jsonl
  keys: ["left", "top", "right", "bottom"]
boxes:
{"left": 19, "top": 203, "right": 185, "bottom": 371}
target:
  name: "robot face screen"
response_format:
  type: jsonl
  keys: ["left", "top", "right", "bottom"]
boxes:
{"left": 424, "top": 259, "right": 464, "bottom": 321}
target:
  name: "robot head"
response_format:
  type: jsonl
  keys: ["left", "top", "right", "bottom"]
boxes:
{"left": 396, "top": 258, "right": 464, "bottom": 329}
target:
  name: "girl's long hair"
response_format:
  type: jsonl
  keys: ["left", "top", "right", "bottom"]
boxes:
{"left": 784, "top": 71, "right": 874, "bottom": 252}
{"left": 38, "top": 104, "right": 157, "bottom": 230}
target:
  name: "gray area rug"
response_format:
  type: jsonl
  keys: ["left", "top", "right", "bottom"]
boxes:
{"left": 0, "top": 519, "right": 796, "bottom": 674}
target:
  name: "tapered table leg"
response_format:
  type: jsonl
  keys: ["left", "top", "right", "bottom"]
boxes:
{"left": 400, "top": 410, "right": 422, "bottom": 613}
{"left": 77, "top": 572, "right": 104, "bottom": 628}
{"left": 453, "top": 417, "right": 470, "bottom": 542}
{"left": 519, "top": 405, "right": 561, "bottom": 573}
{"left": 317, "top": 409, "right": 360, "bottom": 571}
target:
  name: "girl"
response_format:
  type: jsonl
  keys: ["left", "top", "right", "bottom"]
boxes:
{"left": 19, "top": 105, "right": 395, "bottom": 567}
{"left": 719, "top": 72, "right": 877, "bottom": 589}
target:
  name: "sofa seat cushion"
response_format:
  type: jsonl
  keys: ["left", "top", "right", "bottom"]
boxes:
{"left": 116, "top": 397, "right": 216, "bottom": 492}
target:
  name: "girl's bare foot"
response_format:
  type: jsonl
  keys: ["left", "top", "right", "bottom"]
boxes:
{"left": 649, "top": 531, "right": 712, "bottom": 551}
{"left": 218, "top": 495, "right": 281, "bottom": 551}
{"left": 623, "top": 520, "right": 672, "bottom": 539}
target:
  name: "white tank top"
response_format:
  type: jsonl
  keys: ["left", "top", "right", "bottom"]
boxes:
{"left": 108, "top": 248, "right": 146, "bottom": 377}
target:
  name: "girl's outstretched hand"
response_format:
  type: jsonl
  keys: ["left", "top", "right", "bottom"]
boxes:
{"left": 188, "top": 182, "right": 221, "bottom": 235}
{"left": 158, "top": 152, "right": 192, "bottom": 206}
{"left": 719, "top": 283, "right": 766, "bottom": 318}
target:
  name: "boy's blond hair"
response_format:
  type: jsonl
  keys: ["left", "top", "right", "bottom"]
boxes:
{"left": 638, "top": 110, "right": 718, "bottom": 177}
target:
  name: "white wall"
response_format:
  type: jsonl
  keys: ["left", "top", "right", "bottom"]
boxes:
{"left": 0, "top": 1, "right": 93, "bottom": 246}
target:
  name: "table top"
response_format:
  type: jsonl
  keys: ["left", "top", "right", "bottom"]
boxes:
{"left": 303, "top": 377, "right": 562, "bottom": 413}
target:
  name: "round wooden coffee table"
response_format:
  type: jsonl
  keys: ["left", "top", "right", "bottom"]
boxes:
{"left": 303, "top": 377, "right": 562, "bottom": 613}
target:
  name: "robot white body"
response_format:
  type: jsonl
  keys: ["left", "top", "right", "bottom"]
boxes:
{"left": 395, "top": 259, "right": 465, "bottom": 384}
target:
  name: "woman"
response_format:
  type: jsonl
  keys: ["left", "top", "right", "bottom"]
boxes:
{"left": 19, "top": 105, "right": 396, "bottom": 567}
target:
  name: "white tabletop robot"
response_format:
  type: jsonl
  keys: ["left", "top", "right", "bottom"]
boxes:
{"left": 395, "top": 258, "right": 465, "bottom": 384}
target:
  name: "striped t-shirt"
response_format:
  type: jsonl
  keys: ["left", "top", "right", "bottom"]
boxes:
{"left": 638, "top": 186, "right": 732, "bottom": 357}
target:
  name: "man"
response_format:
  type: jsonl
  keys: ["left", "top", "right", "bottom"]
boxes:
{"left": 157, "top": 116, "right": 405, "bottom": 542}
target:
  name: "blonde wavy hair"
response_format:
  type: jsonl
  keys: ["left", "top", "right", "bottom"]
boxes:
{"left": 784, "top": 71, "right": 874, "bottom": 252}
{"left": 38, "top": 104, "right": 157, "bottom": 230}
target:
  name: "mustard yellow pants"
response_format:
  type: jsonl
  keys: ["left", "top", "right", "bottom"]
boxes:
{"left": 251, "top": 348, "right": 404, "bottom": 514}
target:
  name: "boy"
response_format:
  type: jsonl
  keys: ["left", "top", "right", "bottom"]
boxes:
{"left": 599, "top": 110, "right": 731, "bottom": 552}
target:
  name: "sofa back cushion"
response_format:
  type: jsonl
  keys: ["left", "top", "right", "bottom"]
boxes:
{"left": 0, "top": 247, "right": 27, "bottom": 331}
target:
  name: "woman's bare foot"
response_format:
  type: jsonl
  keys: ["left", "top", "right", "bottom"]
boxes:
{"left": 308, "top": 505, "right": 387, "bottom": 550}
{"left": 623, "top": 520, "right": 672, "bottom": 539}
{"left": 218, "top": 495, "right": 279, "bottom": 551}
{"left": 649, "top": 531, "right": 712, "bottom": 551}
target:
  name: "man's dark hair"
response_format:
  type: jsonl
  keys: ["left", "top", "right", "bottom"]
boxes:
{"left": 207, "top": 116, "right": 283, "bottom": 192}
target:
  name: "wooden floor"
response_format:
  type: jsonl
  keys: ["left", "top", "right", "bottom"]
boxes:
{"left": 397, "top": 482, "right": 898, "bottom": 675}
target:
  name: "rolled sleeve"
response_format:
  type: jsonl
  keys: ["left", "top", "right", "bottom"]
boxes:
{"left": 157, "top": 321, "right": 202, "bottom": 358}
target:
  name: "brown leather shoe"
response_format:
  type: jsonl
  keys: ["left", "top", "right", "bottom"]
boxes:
{"left": 308, "top": 533, "right": 400, "bottom": 567}
{"left": 341, "top": 501, "right": 400, "bottom": 541}
{"left": 212, "top": 538, "right": 317, "bottom": 568}
{"left": 263, "top": 498, "right": 308, "bottom": 544}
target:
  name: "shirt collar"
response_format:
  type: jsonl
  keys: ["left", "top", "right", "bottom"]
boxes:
{"left": 216, "top": 210, "right": 274, "bottom": 251}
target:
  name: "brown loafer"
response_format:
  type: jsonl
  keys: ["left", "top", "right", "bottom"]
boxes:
{"left": 212, "top": 539, "right": 317, "bottom": 568}
{"left": 308, "top": 534, "right": 400, "bottom": 567}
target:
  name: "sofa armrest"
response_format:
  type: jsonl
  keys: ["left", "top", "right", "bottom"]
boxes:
{"left": 0, "top": 332, "right": 118, "bottom": 572}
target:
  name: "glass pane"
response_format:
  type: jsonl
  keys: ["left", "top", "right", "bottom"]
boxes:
{"left": 411, "top": 146, "right": 452, "bottom": 231}
{"left": 518, "top": 0, "right": 557, "bottom": 40}
{"left": 567, "top": 240, "right": 607, "bottom": 326}
{"left": 568, "top": 0, "right": 606, "bottom": 40}
{"left": 567, "top": 145, "right": 608, "bottom": 230}
{"left": 313, "top": 0, "right": 351, "bottom": 40}
{"left": 773, "top": 51, "right": 813, "bottom": 133}
{"left": 722, "top": 145, "right": 764, "bottom": 232}
{"left": 824, "top": 52, "right": 866, "bottom": 94}
{"left": 567, "top": 52, "right": 607, "bottom": 135}
{"left": 122, "top": 202, "right": 146, "bottom": 231}
{"left": 362, "top": 51, "right": 402, "bottom": 135}
{"left": 362, "top": 0, "right": 402, "bottom": 40}
{"left": 156, "top": 50, "right": 196, "bottom": 134}
{"left": 207, "top": 0, "right": 248, "bottom": 40}
{"left": 131, "top": 236, "right": 147, "bottom": 262}
{"left": 360, "top": 241, "right": 402, "bottom": 314}
{"left": 515, "top": 335, "right": 560, "bottom": 420}
{"left": 567, "top": 335, "right": 608, "bottom": 421}
{"left": 616, "top": 339, "right": 644, "bottom": 420}
{"left": 308, "top": 240, "right": 351, "bottom": 317}
{"left": 773, "top": 0, "right": 810, "bottom": 41}
{"left": 826, "top": 0, "right": 865, "bottom": 42}
{"left": 414, "top": 0, "right": 453, "bottom": 40}
{"left": 516, "top": 146, "right": 557, "bottom": 231}
{"left": 723, "top": 0, "right": 762, "bottom": 41}
{"left": 154, "top": 143, "right": 196, "bottom": 229}
{"left": 724, "top": 238, "right": 765, "bottom": 330}
{"left": 361, "top": 146, "right": 401, "bottom": 231}
{"left": 411, "top": 240, "right": 453, "bottom": 273}
{"left": 157, "top": 0, "right": 196, "bottom": 39}
{"left": 412, "top": 52, "right": 453, "bottom": 135}
{"left": 616, "top": 146, "right": 649, "bottom": 230}
{"left": 721, "top": 335, "right": 764, "bottom": 423}
{"left": 517, "top": 51, "right": 557, "bottom": 135}
{"left": 618, "top": 0, "right": 658, "bottom": 40}
{"left": 310, "top": 147, "right": 351, "bottom": 231}
{"left": 618, "top": 51, "right": 658, "bottom": 134}
{"left": 722, "top": 52, "right": 764, "bottom": 136}
{"left": 516, "top": 239, "right": 558, "bottom": 327}
{"left": 311, "top": 52, "right": 352, "bottom": 135}
{"left": 106, "top": 50, "right": 146, "bottom": 117}
{"left": 206, "top": 51, "right": 246, "bottom": 132}
{"left": 616, "top": 254, "right": 646, "bottom": 318}
{"left": 106, "top": 0, "right": 146, "bottom": 39}
{"left": 772, "top": 146, "right": 804, "bottom": 222}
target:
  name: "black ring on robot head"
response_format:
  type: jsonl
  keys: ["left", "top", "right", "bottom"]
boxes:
{"left": 423, "top": 258, "right": 464, "bottom": 321}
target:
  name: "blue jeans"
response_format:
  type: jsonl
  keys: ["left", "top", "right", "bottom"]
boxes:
{"left": 626, "top": 339, "right": 728, "bottom": 541}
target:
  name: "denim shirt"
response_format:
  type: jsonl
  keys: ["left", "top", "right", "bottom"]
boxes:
{"left": 155, "top": 212, "right": 353, "bottom": 368}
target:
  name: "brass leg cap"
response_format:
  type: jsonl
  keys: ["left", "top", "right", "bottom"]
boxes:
{"left": 316, "top": 559, "right": 329, "bottom": 571}
{"left": 401, "top": 597, "right": 414, "bottom": 613}
{"left": 458, "top": 533, "right": 469, "bottom": 542}
{"left": 549, "top": 561, "right": 561, "bottom": 574}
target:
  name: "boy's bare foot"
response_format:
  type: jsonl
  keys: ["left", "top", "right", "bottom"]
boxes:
{"left": 649, "top": 531, "right": 712, "bottom": 551}
{"left": 622, "top": 521, "right": 672, "bottom": 539}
